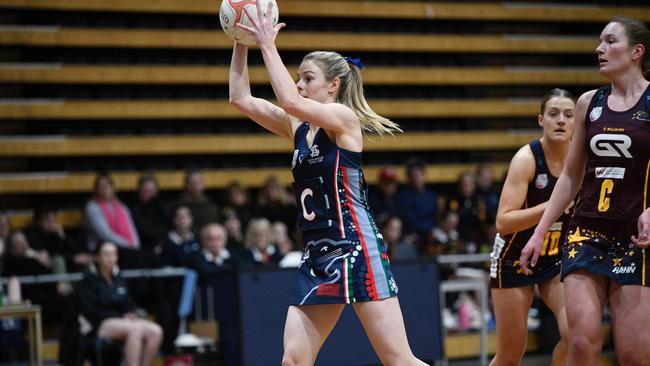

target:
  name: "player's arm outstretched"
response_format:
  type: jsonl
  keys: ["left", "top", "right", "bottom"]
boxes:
{"left": 519, "top": 90, "right": 593, "bottom": 274}
{"left": 229, "top": 42, "right": 297, "bottom": 139}
{"left": 496, "top": 146, "right": 546, "bottom": 236}
{"left": 238, "top": 1, "right": 358, "bottom": 136}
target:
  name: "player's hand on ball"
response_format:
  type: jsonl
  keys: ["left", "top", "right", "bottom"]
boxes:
{"left": 238, "top": 0, "right": 285, "bottom": 47}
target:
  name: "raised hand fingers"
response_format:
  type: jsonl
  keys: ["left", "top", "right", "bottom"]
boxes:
{"left": 242, "top": 6, "right": 259, "bottom": 28}
{"left": 274, "top": 22, "right": 286, "bottom": 33}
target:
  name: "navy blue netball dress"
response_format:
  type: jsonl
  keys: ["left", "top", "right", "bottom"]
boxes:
{"left": 289, "top": 122, "right": 398, "bottom": 305}
{"left": 562, "top": 85, "right": 650, "bottom": 286}
{"left": 490, "top": 140, "right": 571, "bottom": 288}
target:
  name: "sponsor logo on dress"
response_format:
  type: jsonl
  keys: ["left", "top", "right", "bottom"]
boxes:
{"left": 590, "top": 107, "right": 602, "bottom": 122}
{"left": 633, "top": 111, "right": 650, "bottom": 122}
{"left": 535, "top": 174, "right": 548, "bottom": 189}
{"left": 595, "top": 167, "right": 626, "bottom": 179}
{"left": 316, "top": 283, "right": 340, "bottom": 297}
{"left": 612, "top": 263, "right": 636, "bottom": 275}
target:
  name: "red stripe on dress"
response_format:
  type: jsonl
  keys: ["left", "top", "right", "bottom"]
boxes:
{"left": 342, "top": 166, "right": 378, "bottom": 299}
{"left": 334, "top": 150, "right": 345, "bottom": 238}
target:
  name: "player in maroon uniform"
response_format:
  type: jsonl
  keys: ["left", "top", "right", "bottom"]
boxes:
{"left": 490, "top": 89, "right": 575, "bottom": 366}
{"left": 520, "top": 17, "right": 650, "bottom": 365}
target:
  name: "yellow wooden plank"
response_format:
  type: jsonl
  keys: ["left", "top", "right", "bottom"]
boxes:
{"left": 0, "top": 0, "right": 648, "bottom": 22}
{"left": 0, "top": 99, "right": 539, "bottom": 119}
{"left": 0, "top": 65, "right": 605, "bottom": 85}
{"left": 0, "top": 131, "right": 539, "bottom": 156}
{"left": 9, "top": 209, "right": 82, "bottom": 229}
{"left": 0, "top": 28, "right": 598, "bottom": 53}
{"left": 0, "top": 163, "right": 509, "bottom": 194}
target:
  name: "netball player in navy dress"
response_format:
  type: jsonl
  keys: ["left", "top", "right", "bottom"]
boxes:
{"left": 490, "top": 89, "right": 574, "bottom": 366}
{"left": 520, "top": 17, "right": 650, "bottom": 365}
{"left": 229, "top": 2, "right": 426, "bottom": 365}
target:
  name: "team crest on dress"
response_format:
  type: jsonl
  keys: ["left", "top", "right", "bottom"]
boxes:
{"left": 308, "top": 144, "right": 324, "bottom": 164}
{"left": 535, "top": 174, "right": 548, "bottom": 189}
{"left": 590, "top": 107, "right": 602, "bottom": 122}
{"left": 310, "top": 144, "right": 320, "bottom": 157}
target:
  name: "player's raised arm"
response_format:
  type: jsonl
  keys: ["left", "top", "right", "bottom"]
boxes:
{"left": 228, "top": 42, "right": 296, "bottom": 139}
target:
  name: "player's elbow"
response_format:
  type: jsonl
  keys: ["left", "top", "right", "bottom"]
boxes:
{"left": 495, "top": 217, "right": 510, "bottom": 236}
{"left": 229, "top": 95, "right": 246, "bottom": 110}
{"left": 280, "top": 97, "right": 302, "bottom": 116}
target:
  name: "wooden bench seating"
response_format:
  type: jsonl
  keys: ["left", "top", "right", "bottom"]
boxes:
{"left": 0, "top": 65, "right": 603, "bottom": 85}
{"left": 1, "top": 0, "right": 648, "bottom": 22}
{"left": 0, "top": 28, "right": 598, "bottom": 53}
{"left": 0, "top": 162, "right": 509, "bottom": 194}
{"left": 0, "top": 131, "right": 539, "bottom": 156}
{"left": 0, "top": 99, "right": 540, "bottom": 119}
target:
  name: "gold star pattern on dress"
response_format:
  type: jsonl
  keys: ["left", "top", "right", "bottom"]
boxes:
{"left": 567, "top": 227, "right": 590, "bottom": 246}
{"left": 568, "top": 248, "right": 578, "bottom": 259}
{"left": 512, "top": 260, "right": 526, "bottom": 274}
{"left": 627, "top": 250, "right": 635, "bottom": 257}
{"left": 612, "top": 257, "right": 622, "bottom": 267}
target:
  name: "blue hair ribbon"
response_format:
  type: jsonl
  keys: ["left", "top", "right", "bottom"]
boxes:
{"left": 344, "top": 57, "right": 365, "bottom": 70}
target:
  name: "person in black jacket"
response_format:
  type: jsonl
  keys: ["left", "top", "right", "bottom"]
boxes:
{"left": 189, "top": 223, "right": 236, "bottom": 280}
{"left": 78, "top": 242, "right": 162, "bottom": 366}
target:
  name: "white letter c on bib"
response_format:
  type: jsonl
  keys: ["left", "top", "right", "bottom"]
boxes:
{"left": 300, "top": 188, "right": 316, "bottom": 221}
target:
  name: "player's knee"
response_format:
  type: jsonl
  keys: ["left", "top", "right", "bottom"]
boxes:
{"left": 569, "top": 334, "right": 598, "bottom": 356}
{"left": 145, "top": 322, "right": 163, "bottom": 342}
{"left": 281, "top": 355, "right": 303, "bottom": 366}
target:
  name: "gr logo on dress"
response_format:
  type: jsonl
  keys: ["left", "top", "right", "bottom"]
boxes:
{"left": 589, "top": 134, "right": 632, "bottom": 158}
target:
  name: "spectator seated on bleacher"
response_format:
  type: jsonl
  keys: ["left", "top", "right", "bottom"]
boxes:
{"left": 0, "top": 211, "right": 10, "bottom": 265}
{"left": 445, "top": 171, "right": 490, "bottom": 253}
{"left": 272, "top": 221, "right": 302, "bottom": 268}
{"left": 426, "top": 211, "right": 461, "bottom": 258}
{"left": 2, "top": 231, "right": 66, "bottom": 324}
{"left": 395, "top": 158, "right": 439, "bottom": 249}
{"left": 239, "top": 218, "right": 283, "bottom": 267}
{"left": 25, "top": 205, "right": 93, "bottom": 273}
{"left": 84, "top": 172, "right": 140, "bottom": 253}
{"left": 379, "top": 216, "right": 418, "bottom": 262}
{"left": 369, "top": 167, "right": 401, "bottom": 224}
{"left": 162, "top": 205, "right": 200, "bottom": 268}
{"left": 128, "top": 175, "right": 170, "bottom": 257}
{"left": 77, "top": 241, "right": 162, "bottom": 366}
{"left": 189, "top": 223, "right": 236, "bottom": 280}
{"left": 253, "top": 176, "right": 296, "bottom": 235}
{"left": 475, "top": 164, "right": 499, "bottom": 225}
{"left": 222, "top": 207, "right": 244, "bottom": 249}
{"left": 222, "top": 181, "right": 253, "bottom": 230}
{"left": 177, "top": 170, "right": 220, "bottom": 234}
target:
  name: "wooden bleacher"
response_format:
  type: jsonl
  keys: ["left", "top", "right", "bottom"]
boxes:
{"left": 0, "top": 99, "right": 542, "bottom": 119}
{"left": 0, "top": 65, "right": 605, "bottom": 85}
{"left": 0, "top": 27, "right": 600, "bottom": 53}
{"left": 0, "top": 131, "right": 539, "bottom": 156}
{"left": 0, "top": 162, "right": 510, "bottom": 194}
{"left": 2, "top": 1, "right": 639, "bottom": 362}
{"left": 1, "top": 0, "right": 649, "bottom": 22}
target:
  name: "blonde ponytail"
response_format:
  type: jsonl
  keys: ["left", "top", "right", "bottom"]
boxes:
{"left": 303, "top": 51, "right": 402, "bottom": 136}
